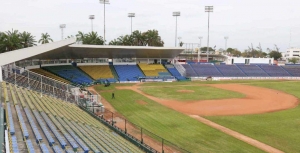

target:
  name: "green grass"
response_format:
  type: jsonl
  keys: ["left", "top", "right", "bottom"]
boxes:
{"left": 139, "top": 85, "right": 244, "bottom": 101}
{"left": 99, "top": 89, "right": 264, "bottom": 153}
{"left": 206, "top": 81, "right": 300, "bottom": 153}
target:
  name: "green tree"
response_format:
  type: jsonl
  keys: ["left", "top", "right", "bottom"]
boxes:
{"left": 288, "top": 57, "right": 299, "bottom": 64}
{"left": 226, "top": 48, "right": 235, "bottom": 54}
{"left": 76, "top": 31, "right": 86, "bottom": 42}
{"left": 179, "top": 41, "right": 184, "bottom": 47}
{"left": 38, "top": 33, "right": 53, "bottom": 44}
{"left": 1, "top": 29, "right": 23, "bottom": 51}
{"left": 269, "top": 51, "right": 282, "bottom": 60}
{"left": 19, "top": 31, "right": 36, "bottom": 48}
{"left": 83, "top": 31, "right": 104, "bottom": 45}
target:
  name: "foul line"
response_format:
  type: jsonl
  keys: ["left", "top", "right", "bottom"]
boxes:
{"left": 190, "top": 115, "right": 284, "bottom": 153}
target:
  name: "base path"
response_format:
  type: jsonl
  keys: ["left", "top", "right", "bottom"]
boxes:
{"left": 117, "top": 84, "right": 299, "bottom": 116}
{"left": 190, "top": 115, "right": 284, "bottom": 153}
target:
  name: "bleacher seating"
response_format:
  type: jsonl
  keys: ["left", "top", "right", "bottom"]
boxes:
{"left": 182, "top": 64, "right": 198, "bottom": 77}
{"left": 30, "top": 68, "right": 70, "bottom": 84}
{"left": 237, "top": 65, "right": 269, "bottom": 76}
{"left": 79, "top": 65, "right": 115, "bottom": 80}
{"left": 43, "top": 66, "right": 93, "bottom": 85}
{"left": 2, "top": 81, "right": 143, "bottom": 153}
{"left": 215, "top": 65, "right": 246, "bottom": 77}
{"left": 259, "top": 65, "right": 291, "bottom": 77}
{"left": 190, "top": 64, "right": 223, "bottom": 77}
{"left": 114, "top": 65, "right": 145, "bottom": 81}
{"left": 282, "top": 66, "right": 300, "bottom": 76}
{"left": 138, "top": 63, "right": 169, "bottom": 77}
{"left": 165, "top": 64, "right": 187, "bottom": 81}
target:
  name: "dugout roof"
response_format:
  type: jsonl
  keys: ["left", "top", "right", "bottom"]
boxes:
{"left": 0, "top": 38, "right": 184, "bottom": 66}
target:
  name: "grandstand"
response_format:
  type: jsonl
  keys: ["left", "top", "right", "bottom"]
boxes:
{"left": 114, "top": 65, "right": 145, "bottom": 81}
{"left": 138, "top": 63, "right": 170, "bottom": 77}
{"left": 2, "top": 81, "right": 143, "bottom": 152}
{"left": 42, "top": 65, "right": 94, "bottom": 85}
{"left": 78, "top": 65, "right": 115, "bottom": 80}
{"left": 30, "top": 68, "right": 70, "bottom": 84}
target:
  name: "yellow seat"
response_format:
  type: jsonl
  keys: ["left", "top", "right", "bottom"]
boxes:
{"left": 138, "top": 64, "right": 168, "bottom": 76}
{"left": 30, "top": 68, "right": 70, "bottom": 84}
{"left": 79, "top": 65, "right": 114, "bottom": 80}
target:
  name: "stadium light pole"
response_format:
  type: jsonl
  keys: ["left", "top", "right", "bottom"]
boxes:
{"left": 224, "top": 36, "right": 229, "bottom": 52}
{"left": 59, "top": 24, "right": 66, "bottom": 40}
{"left": 205, "top": 6, "right": 213, "bottom": 62}
{"left": 173, "top": 11, "right": 180, "bottom": 47}
{"left": 89, "top": 15, "right": 95, "bottom": 32}
{"left": 100, "top": 0, "right": 110, "bottom": 44}
{"left": 128, "top": 13, "right": 135, "bottom": 34}
{"left": 198, "top": 37, "right": 203, "bottom": 62}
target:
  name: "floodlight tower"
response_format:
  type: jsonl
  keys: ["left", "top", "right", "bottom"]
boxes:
{"left": 224, "top": 36, "right": 229, "bottom": 51}
{"left": 205, "top": 6, "right": 213, "bottom": 62}
{"left": 59, "top": 24, "right": 66, "bottom": 40}
{"left": 99, "top": 0, "right": 110, "bottom": 44}
{"left": 89, "top": 15, "right": 95, "bottom": 32}
{"left": 128, "top": 13, "right": 135, "bottom": 34}
{"left": 173, "top": 11, "right": 180, "bottom": 47}
{"left": 198, "top": 36, "right": 203, "bottom": 62}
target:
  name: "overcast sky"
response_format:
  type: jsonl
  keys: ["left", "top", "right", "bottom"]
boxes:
{"left": 1, "top": 0, "right": 300, "bottom": 52}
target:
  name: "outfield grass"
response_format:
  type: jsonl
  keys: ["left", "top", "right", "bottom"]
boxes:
{"left": 206, "top": 81, "right": 300, "bottom": 153}
{"left": 99, "top": 88, "right": 264, "bottom": 153}
{"left": 139, "top": 85, "right": 244, "bottom": 101}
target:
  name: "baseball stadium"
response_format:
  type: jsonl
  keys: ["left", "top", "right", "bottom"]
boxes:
{"left": 0, "top": 37, "right": 300, "bottom": 153}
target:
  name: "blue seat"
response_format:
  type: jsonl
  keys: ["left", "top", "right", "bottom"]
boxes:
{"left": 114, "top": 65, "right": 144, "bottom": 81}
{"left": 52, "top": 145, "right": 64, "bottom": 153}
{"left": 24, "top": 108, "right": 42, "bottom": 142}
{"left": 6, "top": 103, "right": 15, "bottom": 135}
{"left": 32, "top": 110, "right": 55, "bottom": 145}
{"left": 15, "top": 105, "right": 29, "bottom": 139}
{"left": 26, "top": 140, "right": 35, "bottom": 153}
{"left": 41, "top": 112, "right": 67, "bottom": 149}
{"left": 11, "top": 135, "right": 20, "bottom": 153}
{"left": 40, "top": 143, "right": 50, "bottom": 153}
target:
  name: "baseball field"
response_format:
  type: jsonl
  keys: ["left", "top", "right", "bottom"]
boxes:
{"left": 93, "top": 80, "right": 300, "bottom": 153}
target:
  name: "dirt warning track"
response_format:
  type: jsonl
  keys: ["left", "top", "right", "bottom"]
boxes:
{"left": 117, "top": 84, "right": 299, "bottom": 116}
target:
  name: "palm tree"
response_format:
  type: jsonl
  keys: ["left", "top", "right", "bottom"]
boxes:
{"left": 131, "top": 30, "right": 146, "bottom": 46}
{"left": 83, "top": 31, "right": 104, "bottom": 45}
{"left": 39, "top": 33, "right": 53, "bottom": 44}
{"left": 76, "top": 31, "right": 86, "bottom": 42}
{"left": 20, "top": 31, "right": 36, "bottom": 48}
{"left": 0, "top": 32, "right": 6, "bottom": 53}
{"left": 2, "top": 29, "right": 22, "bottom": 51}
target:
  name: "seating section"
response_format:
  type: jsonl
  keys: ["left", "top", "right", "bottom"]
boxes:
{"left": 1, "top": 81, "right": 143, "bottom": 153}
{"left": 30, "top": 68, "right": 70, "bottom": 84}
{"left": 43, "top": 66, "right": 93, "bottom": 85}
{"left": 114, "top": 65, "right": 145, "bottom": 81}
{"left": 190, "top": 64, "right": 223, "bottom": 77}
{"left": 165, "top": 64, "right": 187, "bottom": 81}
{"left": 215, "top": 65, "right": 246, "bottom": 77}
{"left": 78, "top": 65, "right": 114, "bottom": 80}
{"left": 138, "top": 64, "right": 169, "bottom": 77}
{"left": 282, "top": 66, "right": 300, "bottom": 76}
{"left": 237, "top": 65, "right": 269, "bottom": 76}
{"left": 182, "top": 64, "right": 198, "bottom": 77}
{"left": 259, "top": 65, "right": 291, "bottom": 76}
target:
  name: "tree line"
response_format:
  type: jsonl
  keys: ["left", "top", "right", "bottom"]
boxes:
{"left": 0, "top": 29, "right": 53, "bottom": 53}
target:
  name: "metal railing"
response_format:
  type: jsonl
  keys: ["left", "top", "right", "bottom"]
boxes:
{"left": 80, "top": 102, "right": 191, "bottom": 153}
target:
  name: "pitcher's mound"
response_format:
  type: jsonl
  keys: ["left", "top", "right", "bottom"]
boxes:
{"left": 177, "top": 90, "right": 194, "bottom": 93}
{"left": 136, "top": 100, "right": 147, "bottom": 105}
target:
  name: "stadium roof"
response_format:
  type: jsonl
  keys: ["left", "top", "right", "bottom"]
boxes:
{"left": 0, "top": 38, "right": 184, "bottom": 66}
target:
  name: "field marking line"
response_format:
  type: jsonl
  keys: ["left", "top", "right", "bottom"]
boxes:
{"left": 190, "top": 115, "right": 284, "bottom": 153}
